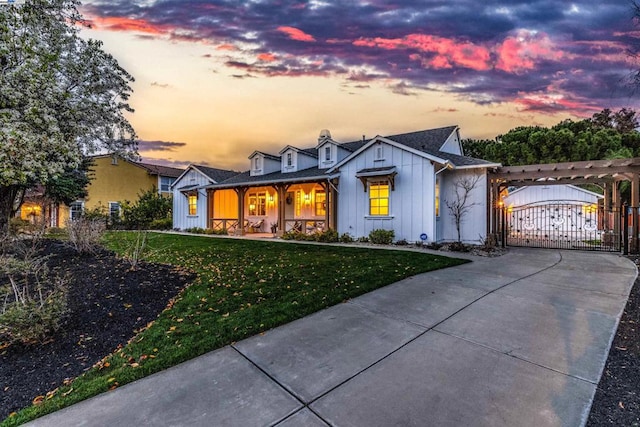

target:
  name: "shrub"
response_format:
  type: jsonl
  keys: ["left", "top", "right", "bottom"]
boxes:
{"left": 395, "top": 239, "right": 409, "bottom": 246}
{"left": 339, "top": 233, "right": 354, "bottom": 243}
{"left": 369, "top": 229, "right": 395, "bottom": 245}
{"left": 357, "top": 236, "right": 369, "bottom": 243}
{"left": 426, "top": 242, "right": 443, "bottom": 250}
{"left": 315, "top": 229, "right": 338, "bottom": 243}
{"left": 448, "top": 241, "right": 469, "bottom": 252}
{"left": 120, "top": 187, "right": 172, "bottom": 230}
{"left": 66, "top": 217, "right": 107, "bottom": 254}
{"left": 185, "top": 227, "right": 206, "bottom": 234}
{"left": 149, "top": 218, "right": 172, "bottom": 230}
{"left": 0, "top": 241, "right": 69, "bottom": 345}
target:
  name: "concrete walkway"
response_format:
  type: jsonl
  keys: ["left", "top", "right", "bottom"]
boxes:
{"left": 27, "top": 248, "right": 637, "bottom": 427}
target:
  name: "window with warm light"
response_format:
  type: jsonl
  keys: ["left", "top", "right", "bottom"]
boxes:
{"left": 315, "top": 191, "right": 326, "bottom": 216}
{"left": 248, "top": 192, "right": 266, "bottom": 216}
{"left": 188, "top": 194, "right": 197, "bottom": 215}
{"left": 369, "top": 181, "right": 389, "bottom": 216}
{"left": 435, "top": 178, "right": 440, "bottom": 217}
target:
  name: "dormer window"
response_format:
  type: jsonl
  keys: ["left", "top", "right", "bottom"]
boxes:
{"left": 287, "top": 152, "right": 292, "bottom": 167}
{"left": 325, "top": 146, "right": 331, "bottom": 161}
{"left": 254, "top": 157, "right": 261, "bottom": 171}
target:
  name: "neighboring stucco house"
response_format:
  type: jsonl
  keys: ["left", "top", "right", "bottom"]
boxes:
{"left": 172, "top": 164, "right": 240, "bottom": 230}
{"left": 21, "top": 155, "right": 184, "bottom": 227}
{"left": 173, "top": 126, "right": 500, "bottom": 243}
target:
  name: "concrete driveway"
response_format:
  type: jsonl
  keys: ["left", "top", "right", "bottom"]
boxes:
{"left": 27, "top": 248, "right": 637, "bottom": 427}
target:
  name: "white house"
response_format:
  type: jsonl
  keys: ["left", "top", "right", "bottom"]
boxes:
{"left": 173, "top": 126, "right": 500, "bottom": 243}
{"left": 172, "top": 165, "right": 239, "bottom": 230}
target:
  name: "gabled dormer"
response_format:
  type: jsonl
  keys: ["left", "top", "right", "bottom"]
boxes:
{"left": 315, "top": 129, "right": 351, "bottom": 169}
{"left": 248, "top": 151, "right": 280, "bottom": 176}
{"left": 279, "top": 145, "right": 317, "bottom": 173}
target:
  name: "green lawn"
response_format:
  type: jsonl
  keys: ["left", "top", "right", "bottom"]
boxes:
{"left": 3, "top": 232, "right": 467, "bottom": 426}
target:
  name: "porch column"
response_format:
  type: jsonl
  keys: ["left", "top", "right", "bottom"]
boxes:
{"left": 330, "top": 179, "right": 339, "bottom": 231}
{"left": 320, "top": 182, "right": 330, "bottom": 230}
{"left": 613, "top": 181, "right": 620, "bottom": 243}
{"left": 207, "top": 189, "right": 216, "bottom": 230}
{"left": 275, "top": 184, "right": 289, "bottom": 236}
{"left": 234, "top": 187, "right": 247, "bottom": 236}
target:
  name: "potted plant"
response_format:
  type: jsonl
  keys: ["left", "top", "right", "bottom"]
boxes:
{"left": 270, "top": 222, "right": 277, "bottom": 233}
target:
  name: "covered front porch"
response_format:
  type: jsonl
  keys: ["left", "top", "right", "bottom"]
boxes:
{"left": 206, "top": 179, "right": 338, "bottom": 236}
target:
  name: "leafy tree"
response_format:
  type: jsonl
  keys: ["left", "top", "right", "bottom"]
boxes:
{"left": 0, "top": 0, "right": 136, "bottom": 232}
{"left": 44, "top": 157, "right": 93, "bottom": 206}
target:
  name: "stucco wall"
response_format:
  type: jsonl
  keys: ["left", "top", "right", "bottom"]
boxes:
{"left": 85, "top": 156, "right": 157, "bottom": 211}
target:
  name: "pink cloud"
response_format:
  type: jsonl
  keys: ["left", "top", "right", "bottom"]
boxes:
{"left": 496, "top": 30, "right": 563, "bottom": 73}
{"left": 88, "top": 16, "right": 170, "bottom": 34}
{"left": 257, "top": 52, "right": 277, "bottom": 62}
{"left": 277, "top": 26, "right": 316, "bottom": 42}
{"left": 354, "top": 34, "right": 491, "bottom": 71}
{"left": 216, "top": 43, "right": 238, "bottom": 51}
{"left": 513, "top": 92, "right": 600, "bottom": 115}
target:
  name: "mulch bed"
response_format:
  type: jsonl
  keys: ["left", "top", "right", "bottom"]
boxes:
{"left": 587, "top": 267, "right": 640, "bottom": 426}
{"left": 0, "top": 240, "right": 195, "bottom": 420}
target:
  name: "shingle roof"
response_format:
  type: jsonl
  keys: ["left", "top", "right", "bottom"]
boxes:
{"left": 194, "top": 165, "right": 240, "bottom": 183}
{"left": 138, "top": 163, "right": 184, "bottom": 178}
{"left": 214, "top": 166, "right": 332, "bottom": 188}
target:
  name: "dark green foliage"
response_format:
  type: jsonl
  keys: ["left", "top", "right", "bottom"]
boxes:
{"left": 121, "top": 187, "right": 172, "bottom": 230}
{"left": 45, "top": 158, "right": 92, "bottom": 206}
{"left": 281, "top": 229, "right": 338, "bottom": 242}
{"left": 339, "top": 232, "right": 354, "bottom": 243}
{"left": 462, "top": 108, "right": 640, "bottom": 166}
{"left": 369, "top": 229, "right": 395, "bottom": 244}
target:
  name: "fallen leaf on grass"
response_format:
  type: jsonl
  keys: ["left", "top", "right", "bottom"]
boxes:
{"left": 33, "top": 395, "right": 45, "bottom": 405}
{"left": 615, "top": 346, "right": 627, "bottom": 351}
{"left": 62, "top": 388, "right": 74, "bottom": 397}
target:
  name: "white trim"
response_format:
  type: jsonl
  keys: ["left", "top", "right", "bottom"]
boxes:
{"left": 327, "top": 136, "right": 449, "bottom": 173}
{"left": 171, "top": 165, "right": 216, "bottom": 189}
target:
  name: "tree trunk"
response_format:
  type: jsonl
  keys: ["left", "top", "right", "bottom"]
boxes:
{"left": 0, "top": 185, "right": 23, "bottom": 235}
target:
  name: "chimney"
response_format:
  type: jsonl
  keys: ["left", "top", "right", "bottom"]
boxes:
{"left": 318, "top": 129, "right": 332, "bottom": 143}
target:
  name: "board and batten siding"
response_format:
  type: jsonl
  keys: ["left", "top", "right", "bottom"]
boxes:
{"left": 172, "top": 169, "right": 213, "bottom": 230}
{"left": 438, "top": 168, "right": 488, "bottom": 244}
{"left": 336, "top": 141, "right": 437, "bottom": 242}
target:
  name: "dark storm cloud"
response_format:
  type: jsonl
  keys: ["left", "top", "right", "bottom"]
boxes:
{"left": 82, "top": 0, "right": 640, "bottom": 115}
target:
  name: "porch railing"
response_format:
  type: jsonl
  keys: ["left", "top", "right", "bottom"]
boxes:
{"left": 209, "top": 218, "right": 246, "bottom": 233}
{"left": 284, "top": 219, "right": 325, "bottom": 234}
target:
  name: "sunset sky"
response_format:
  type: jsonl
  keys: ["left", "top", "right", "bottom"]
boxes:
{"left": 79, "top": 1, "right": 640, "bottom": 171}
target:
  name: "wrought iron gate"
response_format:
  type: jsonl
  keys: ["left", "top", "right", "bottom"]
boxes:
{"left": 504, "top": 203, "right": 620, "bottom": 251}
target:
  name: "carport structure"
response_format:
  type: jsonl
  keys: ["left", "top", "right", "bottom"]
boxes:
{"left": 488, "top": 157, "right": 640, "bottom": 252}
